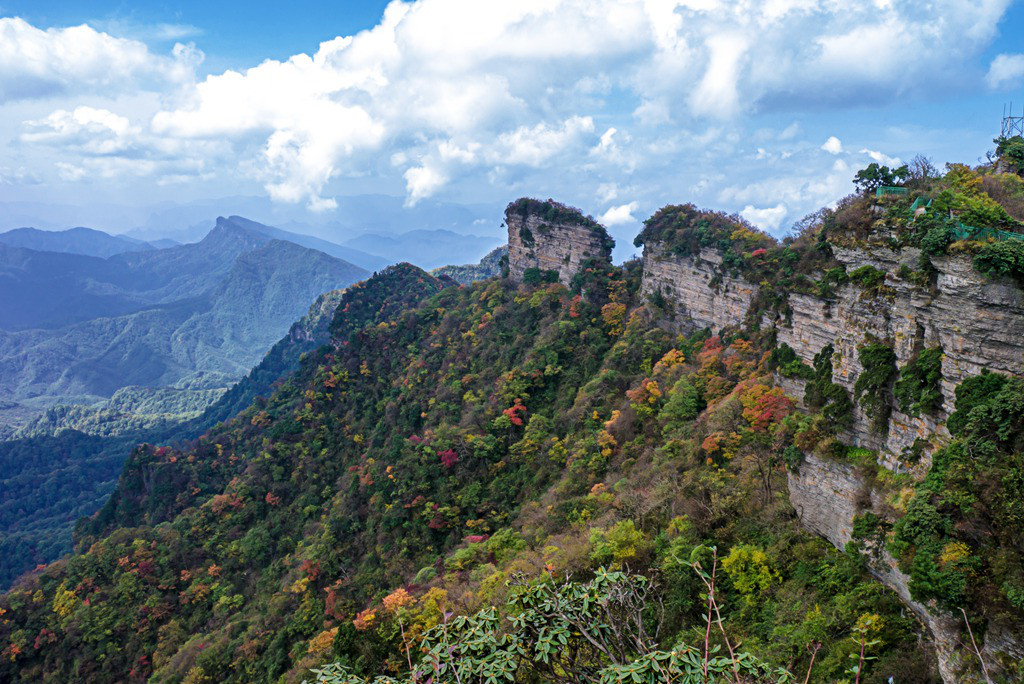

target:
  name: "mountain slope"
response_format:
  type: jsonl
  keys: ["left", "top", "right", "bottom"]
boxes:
{"left": 222, "top": 216, "right": 389, "bottom": 272}
{"left": 0, "top": 237, "right": 366, "bottom": 405}
{"left": 0, "top": 264, "right": 446, "bottom": 590}
{"left": 0, "top": 226, "right": 151, "bottom": 258}
{"left": 0, "top": 251, "right": 945, "bottom": 684}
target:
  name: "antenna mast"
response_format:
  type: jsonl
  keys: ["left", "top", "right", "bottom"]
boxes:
{"left": 1003, "top": 102, "right": 1024, "bottom": 138}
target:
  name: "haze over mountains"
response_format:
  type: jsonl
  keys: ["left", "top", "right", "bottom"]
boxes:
{"left": 0, "top": 217, "right": 370, "bottom": 427}
{"left": 0, "top": 193, "right": 502, "bottom": 245}
{"left": 0, "top": 226, "right": 168, "bottom": 258}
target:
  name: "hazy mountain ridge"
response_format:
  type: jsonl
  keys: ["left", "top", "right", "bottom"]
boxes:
{"left": 0, "top": 226, "right": 156, "bottom": 258}
{"left": 0, "top": 217, "right": 368, "bottom": 419}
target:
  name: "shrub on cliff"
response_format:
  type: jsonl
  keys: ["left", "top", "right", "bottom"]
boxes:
{"left": 803, "top": 344, "right": 854, "bottom": 431}
{"left": 847, "top": 264, "right": 886, "bottom": 290}
{"left": 853, "top": 341, "right": 898, "bottom": 434}
{"left": 633, "top": 204, "right": 771, "bottom": 258}
{"left": 889, "top": 370, "right": 1024, "bottom": 618}
{"left": 853, "top": 163, "right": 909, "bottom": 194}
{"left": 974, "top": 239, "right": 1024, "bottom": 284}
{"left": 894, "top": 347, "right": 944, "bottom": 417}
{"left": 769, "top": 343, "right": 814, "bottom": 380}
{"left": 995, "top": 135, "right": 1024, "bottom": 175}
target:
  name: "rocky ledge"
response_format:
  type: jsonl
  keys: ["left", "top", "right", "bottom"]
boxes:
{"left": 506, "top": 198, "right": 614, "bottom": 286}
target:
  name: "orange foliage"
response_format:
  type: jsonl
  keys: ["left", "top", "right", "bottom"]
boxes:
{"left": 503, "top": 398, "right": 527, "bottom": 426}
{"left": 353, "top": 608, "right": 377, "bottom": 631}
{"left": 382, "top": 587, "right": 416, "bottom": 613}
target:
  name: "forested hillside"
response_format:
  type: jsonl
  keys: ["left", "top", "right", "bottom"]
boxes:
{"left": 0, "top": 219, "right": 372, "bottom": 588}
{"left": 4, "top": 147, "right": 1024, "bottom": 683}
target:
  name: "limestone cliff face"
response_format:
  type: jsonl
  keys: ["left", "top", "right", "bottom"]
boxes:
{"left": 640, "top": 245, "right": 756, "bottom": 333}
{"left": 641, "top": 241, "right": 1024, "bottom": 462}
{"left": 775, "top": 245, "right": 1024, "bottom": 461}
{"left": 788, "top": 455, "right": 964, "bottom": 682}
{"left": 638, "top": 238, "right": 1024, "bottom": 681}
{"left": 790, "top": 454, "right": 1024, "bottom": 682}
{"left": 506, "top": 199, "right": 613, "bottom": 286}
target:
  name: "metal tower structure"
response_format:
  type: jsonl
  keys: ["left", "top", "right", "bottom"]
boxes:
{"left": 1003, "top": 102, "right": 1024, "bottom": 138}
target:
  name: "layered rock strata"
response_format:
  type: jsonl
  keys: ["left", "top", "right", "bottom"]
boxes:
{"left": 506, "top": 199, "right": 613, "bottom": 286}
{"left": 639, "top": 238, "right": 1024, "bottom": 681}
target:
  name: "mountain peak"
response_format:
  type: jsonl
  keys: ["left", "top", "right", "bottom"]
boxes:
{"left": 204, "top": 216, "right": 271, "bottom": 248}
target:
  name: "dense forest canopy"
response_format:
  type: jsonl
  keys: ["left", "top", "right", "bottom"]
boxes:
{"left": 3, "top": 151, "right": 1024, "bottom": 683}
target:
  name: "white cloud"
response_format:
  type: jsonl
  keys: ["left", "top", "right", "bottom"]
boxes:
{"left": 689, "top": 33, "right": 748, "bottom": 118}
{"left": 741, "top": 204, "right": 788, "bottom": 231}
{"left": 986, "top": 53, "right": 1024, "bottom": 90}
{"left": 860, "top": 148, "right": 902, "bottom": 167}
{"left": 404, "top": 164, "right": 449, "bottom": 206}
{"left": 22, "top": 107, "right": 135, "bottom": 154}
{"left": 491, "top": 117, "right": 595, "bottom": 167}
{"left": 0, "top": 17, "right": 199, "bottom": 103}
{"left": 599, "top": 201, "right": 640, "bottom": 226}
{"left": 821, "top": 136, "right": 843, "bottom": 154}
{"left": 1, "top": 0, "right": 1015, "bottom": 209}
{"left": 597, "top": 182, "right": 619, "bottom": 204}
{"left": 718, "top": 155, "right": 855, "bottom": 232}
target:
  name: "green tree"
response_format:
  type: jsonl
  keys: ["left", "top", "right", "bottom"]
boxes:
{"left": 853, "top": 163, "right": 909, "bottom": 193}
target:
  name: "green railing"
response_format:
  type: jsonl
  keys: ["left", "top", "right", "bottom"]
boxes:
{"left": 909, "top": 196, "right": 932, "bottom": 212}
{"left": 876, "top": 186, "right": 909, "bottom": 197}
{"left": 909, "top": 195, "right": 1023, "bottom": 243}
{"left": 951, "top": 223, "right": 1024, "bottom": 242}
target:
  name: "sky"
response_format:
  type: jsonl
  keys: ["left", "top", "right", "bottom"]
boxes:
{"left": 1, "top": 0, "right": 1024, "bottom": 248}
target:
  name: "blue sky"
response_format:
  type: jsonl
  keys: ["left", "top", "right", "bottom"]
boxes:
{"left": 1, "top": 0, "right": 1023, "bottom": 247}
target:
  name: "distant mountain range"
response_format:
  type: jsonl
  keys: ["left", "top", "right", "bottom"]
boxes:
{"left": 0, "top": 194, "right": 502, "bottom": 245}
{"left": 0, "top": 216, "right": 368, "bottom": 424}
{"left": 0, "top": 226, "right": 167, "bottom": 258}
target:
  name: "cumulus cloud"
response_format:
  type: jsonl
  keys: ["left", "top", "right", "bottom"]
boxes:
{"left": 599, "top": 201, "right": 640, "bottom": 226}
{"left": 986, "top": 53, "right": 1024, "bottom": 90}
{"left": 2, "top": 0, "right": 1016, "bottom": 209}
{"left": 403, "top": 164, "right": 449, "bottom": 207}
{"left": 741, "top": 204, "right": 788, "bottom": 231}
{"left": 0, "top": 17, "right": 200, "bottom": 102}
{"left": 22, "top": 107, "right": 136, "bottom": 154}
{"left": 821, "top": 136, "right": 843, "bottom": 154}
{"left": 718, "top": 158, "right": 854, "bottom": 233}
{"left": 860, "top": 148, "right": 902, "bottom": 167}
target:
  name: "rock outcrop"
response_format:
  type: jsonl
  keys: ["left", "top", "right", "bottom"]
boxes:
{"left": 640, "top": 239, "right": 1024, "bottom": 463}
{"left": 637, "top": 234, "right": 1024, "bottom": 682}
{"left": 788, "top": 454, "right": 964, "bottom": 682}
{"left": 506, "top": 198, "right": 613, "bottom": 286}
{"left": 432, "top": 245, "right": 508, "bottom": 285}
{"left": 640, "top": 245, "right": 757, "bottom": 333}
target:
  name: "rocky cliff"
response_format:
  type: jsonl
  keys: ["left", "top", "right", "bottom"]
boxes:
{"left": 641, "top": 237, "right": 1024, "bottom": 464}
{"left": 506, "top": 198, "right": 614, "bottom": 285}
{"left": 640, "top": 245, "right": 757, "bottom": 333}
{"left": 504, "top": 197, "right": 1024, "bottom": 680}
{"left": 638, "top": 232, "right": 1024, "bottom": 681}
{"left": 776, "top": 245, "right": 1024, "bottom": 461}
